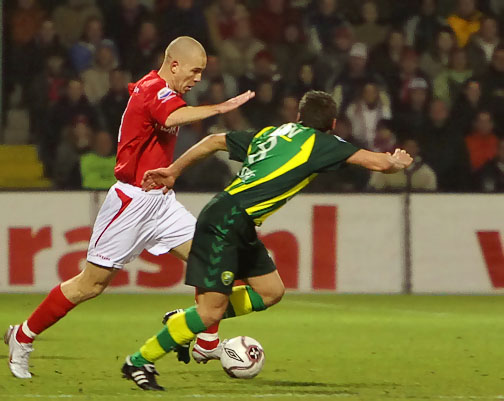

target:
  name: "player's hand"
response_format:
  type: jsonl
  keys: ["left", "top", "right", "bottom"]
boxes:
{"left": 391, "top": 148, "right": 413, "bottom": 168}
{"left": 142, "top": 167, "right": 177, "bottom": 194}
{"left": 217, "top": 90, "right": 255, "bottom": 114}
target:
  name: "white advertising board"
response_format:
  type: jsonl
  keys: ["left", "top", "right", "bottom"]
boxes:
{"left": 410, "top": 194, "right": 504, "bottom": 293}
{"left": 0, "top": 192, "right": 404, "bottom": 294}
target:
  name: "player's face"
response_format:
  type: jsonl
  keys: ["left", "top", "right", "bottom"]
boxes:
{"left": 174, "top": 53, "right": 207, "bottom": 94}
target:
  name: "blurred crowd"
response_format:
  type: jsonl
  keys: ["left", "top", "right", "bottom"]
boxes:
{"left": 3, "top": 0, "right": 504, "bottom": 192}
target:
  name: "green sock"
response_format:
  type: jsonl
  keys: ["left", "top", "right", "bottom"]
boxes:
{"left": 130, "top": 351, "right": 152, "bottom": 367}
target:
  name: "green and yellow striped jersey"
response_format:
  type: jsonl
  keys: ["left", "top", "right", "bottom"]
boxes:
{"left": 224, "top": 123, "right": 360, "bottom": 225}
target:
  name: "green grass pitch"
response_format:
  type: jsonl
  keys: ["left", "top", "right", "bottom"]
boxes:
{"left": 1, "top": 293, "right": 503, "bottom": 401}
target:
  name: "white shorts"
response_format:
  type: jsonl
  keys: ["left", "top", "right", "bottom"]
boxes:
{"left": 87, "top": 181, "right": 196, "bottom": 269}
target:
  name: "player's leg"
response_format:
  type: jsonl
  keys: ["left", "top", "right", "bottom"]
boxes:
{"left": 243, "top": 270, "right": 285, "bottom": 308}
{"left": 123, "top": 290, "right": 228, "bottom": 390}
{"left": 150, "top": 197, "right": 223, "bottom": 362}
{"left": 5, "top": 182, "right": 157, "bottom": 379}
{"left": 5, "top": 262, "right": 117, "bottom": 378}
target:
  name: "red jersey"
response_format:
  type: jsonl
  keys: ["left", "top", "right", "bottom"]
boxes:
{"left": 114, "top": 70, "right": 186, "bottom": 187}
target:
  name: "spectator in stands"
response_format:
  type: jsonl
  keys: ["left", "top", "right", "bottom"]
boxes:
{"left": 447, "top": 0, "right": 483, "bottom": 47}
{"left": 433, "top": 47, "right": 473, "bottom": 106}
{"left": 205, "top": 0, "right": 249, "bottom": 52}
{"left": 80, "top": 130, "right": 116, "bottom": 190}
{"left": 369, "top": 137, "right": 438, "bottom": 191}
{"left": 52, "top": 0, "right": 102, "bottom": 47}
{"left": 243, "top": 80, "right": 276, "bottom": 129}
{"left": 69, "top": 17, "right": 108, "bottom": 73}
{"left": 274, "top": 95, "right": 299, "bottom": 125}
{"left": 82, "top": 44, "right": 118, "bottom": 104}
{"left": 30, "top": 20, "right": 67, "bottom": 74}
{"left": 370, "top": 29, "right": 407, "bottom": 88}
{"left": 306, "top": 0, "right": 346, "bottom": 52}
{"left": 184, "top": 55, "right": 238, "bottom": 106}
{"left": 466, "top": 16, "right": 501, "bottom": 76}
{"left": 373, "top": 119, "right": 397, "bottom": 153}
{"left": 43, "top": 78, "right": 99, "bottom": 175}
{"left": 174, "top": 122, "right": 233, "bottom": 192}
{"left": 487, "top": 0, "right": 504, "bottom": 17}
{"left": 9, "top": 0, "right": 46, "bottom": 47}
{"left": 6, "top": 1, "right": 46, "bottom": 89}
{"left": 476, "top": 139, "right": 504, "bottom": 192}
{"left": 53, "top": 121, "right": 93, "bottom": 189}
{"left": 419, "top": 27, "right": 457, "bottom": 81}
{"left": 99, "top": 69, "right": 129, "bottom": 140}
{"left": 252, "top": 0, "right": 301, "bottom": 46}
{"left": 338, "top": 0, "right": 395, "bottom": 24}
{"left": 273, "top": 23, "right": 314, "bottom": 84}
{"left": 288, "top": 64, "right": 318, "bottom": 99}
{"left": 332, "top": 42, "right": 380, "bottom": 111}
{"left": 334, "top": 115, "right": 356, "bottom": 143}
{"left": 405, "top": 0, "right": 447, "bottom": 53}
{"left": 106, "top": 0, "right": 150, "bottom": 57}
{"left": 313, "top": 26, "right": 353, "bottom": 92}
{"left": 208, "top": 109, "right": 251, "bottom": 176}
{"left": 390, "top": 49, "right": 428, "bottom": 109}
{"left": 125, "top": 20, "right": 160, "bottom": 81}
{"left": 451, "top": 78, "right": 484, "bottom": 135}
{"left": 219, "top": 17, "right": 265, "bottom": 77}
{"left": 353, "top": 0, "right": 388, "bottom": 50}
{"left": 209, "top": 109, "right": 251, "bottom": 136}
{"left": 29, "top": 54, "right": 68, "bottom": 144}
{"left": 158, "top": 0, "right": 210, "bottom": 50}
{"left": 481, "top": 45, "right": 504, "bottom": 134}
{"left": 420, "top": 99, "right": 471, "bottom": 191}
{"left": 465, "top": 110, "right": 499, "bottom": 172}
{"left": 3, "top": 85, "right": 31, "bottom": 145}
{"left": 346, "top": 80, "right": 392, "bottom": 149}
{"left": 393, "top": 77, "right": 430, "bottom": 140}
{"left": 238, "top": 50, "right": 283, "bottom": 96}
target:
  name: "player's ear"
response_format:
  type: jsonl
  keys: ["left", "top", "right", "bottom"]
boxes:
{"left": 170, "top": 60, "right": 179, "bottom": 74}
{"left": 331, "top": 118, "right": 337, "bottom": 130}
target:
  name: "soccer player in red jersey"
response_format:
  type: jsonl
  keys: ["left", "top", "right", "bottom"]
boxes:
{"left": 4, "top": 36, "right": 254, "bottom": 379}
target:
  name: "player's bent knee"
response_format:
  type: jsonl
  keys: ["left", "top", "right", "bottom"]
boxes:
{"left": 198, "top": 307, "right": 225, "bottom": 327}
{"left": 264, "top": 286, "right": 285, "bottom": 307}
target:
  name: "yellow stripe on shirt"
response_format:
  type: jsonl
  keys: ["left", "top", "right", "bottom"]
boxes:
{"left": 228, "top": 133, "right": 316, "bottom": 196}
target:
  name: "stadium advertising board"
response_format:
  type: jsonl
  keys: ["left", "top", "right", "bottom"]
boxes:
{"left": 0, "top": 193, "right": 403, "bottom": 293}
{"left": 410, "top": 194, "right": 504, "bottom": 293}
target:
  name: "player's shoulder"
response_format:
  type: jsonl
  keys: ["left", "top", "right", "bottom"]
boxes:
{"left": 133, "top": 71, "right": 177, "bottom": 100}
{"left": 312, "top": 129, "right": 352, "bottom": 148}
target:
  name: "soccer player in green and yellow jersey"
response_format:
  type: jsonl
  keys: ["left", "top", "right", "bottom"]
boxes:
{"left": 121, "top": 91, "right": 413, "bottom": 390}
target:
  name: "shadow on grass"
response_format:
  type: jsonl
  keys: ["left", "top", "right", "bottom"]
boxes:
{"left": 256, "top": 379, "right": 402, "bottom": 389}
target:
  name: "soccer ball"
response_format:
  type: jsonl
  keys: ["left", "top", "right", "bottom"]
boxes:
{"left": 220, "top": 336, "right": 265, "bottom": 379}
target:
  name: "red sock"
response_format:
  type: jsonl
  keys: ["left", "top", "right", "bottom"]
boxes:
{"left": 194, "top": 288, "right": 220, "bottom": 350}
{"left": 196, "top": 323, "right": 220, "bottom": 350}
{"left": 16, "top": 284, "right": 76, "bottom": 344}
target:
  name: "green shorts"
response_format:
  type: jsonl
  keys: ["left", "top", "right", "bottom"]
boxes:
{"left": 185, "top": 192, "right": 276, "bottom": 294}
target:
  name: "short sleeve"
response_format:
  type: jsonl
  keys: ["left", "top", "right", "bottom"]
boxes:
{"left": 311, "top": 132, "right": 360, "bottom": 172}
{"left": 146, "top": 86, "right": 186, "bottom": 125}
{"left": 226, "top": 130, "right": 257, "bottom": 162}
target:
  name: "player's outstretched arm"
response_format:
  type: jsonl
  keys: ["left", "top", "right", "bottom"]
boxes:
{"left": 164, "top": 91, "right": 255, "bottom": 128}
{"left": 347, "top": 149, "right": 413, "bottom": 174}
{"left": 142, "top": 134, "right": 228, "bottom": 192}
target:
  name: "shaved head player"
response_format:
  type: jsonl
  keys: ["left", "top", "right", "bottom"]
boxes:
{"left": 5, "top": 36, "right": 255, "bottom": 379}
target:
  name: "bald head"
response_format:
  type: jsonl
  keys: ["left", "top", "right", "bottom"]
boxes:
{"left": 164, "top": 36, "right": 206, "bottom": 65}
{"left": 159, "top": 36, "right": 207, "bottom": 94}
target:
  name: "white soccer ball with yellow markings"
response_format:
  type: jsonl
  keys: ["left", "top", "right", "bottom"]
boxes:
{"left": 220, "top": 336, "right": 265, "bottom": 379}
